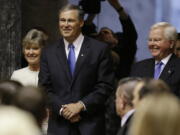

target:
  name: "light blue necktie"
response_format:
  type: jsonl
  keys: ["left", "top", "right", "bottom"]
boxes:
{"left": 154, "top": 61, "right": 163, "bottom": 79}
{"left": 68, "top": 44, "right": 75, "bottom": 76}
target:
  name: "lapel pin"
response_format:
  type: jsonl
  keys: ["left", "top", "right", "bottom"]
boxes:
{"left": 81, "top": 54, "right": 84, "bottom": 57}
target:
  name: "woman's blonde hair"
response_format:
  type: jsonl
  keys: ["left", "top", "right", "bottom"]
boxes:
{"left": 22, "top": 29, "right": 48, "bottom": 50}
{"left": 129, "top": 93, "right": 180, "bottom": 135}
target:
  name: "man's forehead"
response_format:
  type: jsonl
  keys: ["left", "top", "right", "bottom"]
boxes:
{"left": 100, "top": 28, "right": 111, "bottom": 32}
{"left": 60, "top": 10, "right": 78, "bottom": 16}
{"left": 100, "top": 28, "right": 113, "bottom": 35}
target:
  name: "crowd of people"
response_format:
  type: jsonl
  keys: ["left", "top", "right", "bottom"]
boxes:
{"left": 1, "top": 0, "right": 180, "bottom": 135}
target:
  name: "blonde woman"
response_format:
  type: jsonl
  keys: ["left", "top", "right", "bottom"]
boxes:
{"left": 129, "top": 93, "right": 180, "bottom": 135}
{"left": 11, "top": 29, "right": 48, "bottom": 86}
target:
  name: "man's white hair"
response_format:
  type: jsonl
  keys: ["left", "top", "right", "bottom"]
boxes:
{"left": 151, "top": 22, "right": 177, "bottom": 41}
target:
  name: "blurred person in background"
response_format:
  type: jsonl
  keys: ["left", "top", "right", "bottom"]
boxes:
{"left": 0, "top": 105, "right": 41, "bottom": 135}
{"left": 132, "top": 78, "right": 171, "bottom": 107}
{"left": 129, "top": 93, "right": 180, "bottom": 135}
{"left": 0, "top": 80, "right": 22, "bottom": 105}
{"left": 97, "top": 0, "right": 137, "bottom": 81}
{"left": 96, "top": 1, "right": 137, "bottom": 135}
{"left": 14, "top": 86, "right": 48, "bottom": 134}
{"left": 115, "top": 77, "right": 141, "bottom": 135}
{"left": 174, "top": 33, "right": 180, "bottom": 58}
{"left": 79, "top": 0, "right": 105, "bottom": 36}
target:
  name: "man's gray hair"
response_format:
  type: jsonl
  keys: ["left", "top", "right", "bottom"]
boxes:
{"left": 151, "top": 22, "right": 177, "bottom": 41}
{"left": 116, "top": 77, "right": 142, "bottom": 107}
{"left": 59, "top": 4, "right": 84, "bottom": 20}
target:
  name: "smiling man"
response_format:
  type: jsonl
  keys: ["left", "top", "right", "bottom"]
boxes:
{"left": 130, "top": 22, "right": 180, "bottom": 97}
{"left": 38, "top": 4, "right": 114, "bottom": 135}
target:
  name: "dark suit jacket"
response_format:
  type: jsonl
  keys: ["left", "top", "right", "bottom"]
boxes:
{"left": 39, "top": 36, "right": 114, "bottom": 135}
{"left": 130, "top": 54, "right": 180, "bottom": 97}
{"left": 117, "top": 114, "right": 133, "bottom": 135}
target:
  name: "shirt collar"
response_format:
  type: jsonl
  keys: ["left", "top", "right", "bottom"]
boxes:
{"left": 155, "top": 53, "right": 172, "bottom": 65}
{"left": 63, "top": 33, "right": 84, "bottom": 50}
{"left": 121, "top": 109, "right": 135, "bottom": 127}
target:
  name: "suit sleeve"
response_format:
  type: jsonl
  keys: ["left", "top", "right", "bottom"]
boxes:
{"left": 38, "top": 47, "right": 63, "bottom": 116}
{"left": 81, "top": 45, "right": 115, "bottom": 114}
{"left": 130, "top": 63, "right": 138, "bottom": 77}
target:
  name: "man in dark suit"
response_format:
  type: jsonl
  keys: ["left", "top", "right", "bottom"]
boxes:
{"left": 131, "top": 22, "right": 180, "bottom": 97}
{"left": 38, "top": 4, "right": 114, "bottom": 135}
{"left": 115, "top": 77, "right": 141, "bottom": 135}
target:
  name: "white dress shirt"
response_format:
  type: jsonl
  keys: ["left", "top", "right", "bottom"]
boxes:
{"left": 121, "top": 109, "right": 135, "bottom": 127}
{"left": 63, "top": 33, "right": 84, "bottom": 61}
{"left": 155, "top": 53, "right": 172, "bottom": 75}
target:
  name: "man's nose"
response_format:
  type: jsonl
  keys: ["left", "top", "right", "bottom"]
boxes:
{"left": 29, "top": 49, "right": 34, "bottom": 54}
{"left": 64, "top": 20, "right": 70, "bottom": 25}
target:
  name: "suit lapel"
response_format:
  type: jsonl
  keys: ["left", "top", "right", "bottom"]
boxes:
{"left": 73, "top": 37, "right": 90, "bottom": 80}
{"left": 55, "top": 37, "right": 90, "bottom": 85}
{"left": 144, "top": 59, "right": 155, "bottom": 77}
{"left": 159, "top": 54, "right": 176, "bottom": 80}
{"left": 55, "top": 38, "right": 72, "bottom": 81}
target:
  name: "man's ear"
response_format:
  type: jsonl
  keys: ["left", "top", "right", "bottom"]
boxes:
{"left": 80, "top": 20, "right": 84, "bottom": 28}
{"left": 121, "top": 96, "right": 127, "bottom": 109}
{"left": 169, "top": 40, "right": 175, "bottom": 49}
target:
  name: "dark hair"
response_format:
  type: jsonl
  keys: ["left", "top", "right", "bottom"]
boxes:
{"left": 14, "top": 86, "right": 47, "bottom": 126}
{"left": 79, "top": 0, "right": 102, "bottom": 14}
{"left": 177, "top": 33, "right": 180, "bottom": 40}
{"left": 139, "top": 78, "right": 170, "bottom": 100}
{"left": 0, "top": 80, "right": 22, "bottom": 105}
{"left": 59, "top": 4, "right": 84, "bottom": 20}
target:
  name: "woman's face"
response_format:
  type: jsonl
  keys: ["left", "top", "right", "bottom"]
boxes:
{"left": 24, "top": 44, "right": 42, "bottom": 66}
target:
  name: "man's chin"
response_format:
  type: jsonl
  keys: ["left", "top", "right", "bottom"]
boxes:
{"left": 63, "top": 35, "right": 71, "bottom": 37}
{"left": 151, "top": 51, "right": 159, "bottom": 57}
{"left": 62, "top": 32, "right": 72, "bottom": 37}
